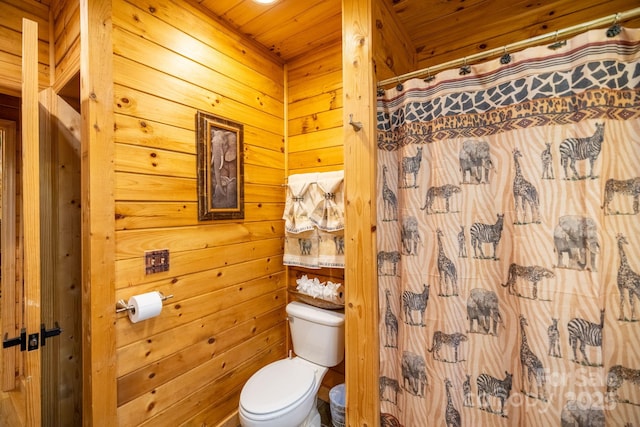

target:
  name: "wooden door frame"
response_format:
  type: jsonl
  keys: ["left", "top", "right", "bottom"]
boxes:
{"left": 21, "top": 17, "right": 43, "bottom": 426}
{"left": 342, "top": 0, "right": 380, "bottom": 425}
{"left": 79, "top": 0, "right": 117, "bottom": 424}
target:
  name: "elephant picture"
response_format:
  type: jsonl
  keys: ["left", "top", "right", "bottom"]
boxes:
{"left": 459, "top": 140, "right": 494, "bottom": 184}
{"left": 196, "top": 111, "right": 244, "bottom": 220}
{"left": 553, "top": 215, "right": 599, "bottom": 271}
{"left": 210, "top": 129, "right": 238, "bottom": 208}
{"left": 401, "top": 351, "right": 428, "bottom": 397}
{"left": 467, "top": 288, "right": 502, "bottom": 336}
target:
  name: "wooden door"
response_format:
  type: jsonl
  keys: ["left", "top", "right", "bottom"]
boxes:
{"left": 0, "top": 18, "right": 43, "bottom": 426}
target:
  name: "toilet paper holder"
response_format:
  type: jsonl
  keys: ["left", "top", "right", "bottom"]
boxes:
{"left": 116, "top": 292, "right": 174, "bottom": 314}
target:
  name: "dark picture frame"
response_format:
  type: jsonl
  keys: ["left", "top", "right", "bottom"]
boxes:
{"left": 196, "top": 111, "right": 244, "bottom": 220}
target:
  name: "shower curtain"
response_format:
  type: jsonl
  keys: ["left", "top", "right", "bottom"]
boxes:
{"left": 377, "top": 27, "right": 640, "bottom": 426}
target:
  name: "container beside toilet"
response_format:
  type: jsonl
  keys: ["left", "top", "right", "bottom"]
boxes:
{"left": 239, "top": 301, "right": 345, "bottom": 427}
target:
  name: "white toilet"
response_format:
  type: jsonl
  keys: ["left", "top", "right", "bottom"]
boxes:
{"left": 239, "top": 301, "right": 345, "bottom": 427}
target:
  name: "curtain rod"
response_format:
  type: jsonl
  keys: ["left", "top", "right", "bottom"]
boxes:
{"left": 377, "top": 7, "right": 640, "bottom": 87}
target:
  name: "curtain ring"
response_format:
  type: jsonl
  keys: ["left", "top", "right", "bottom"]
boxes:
{"left": 500, "top": 46, "right": 512, "bottom": 64}
{"left": 606, "top": 13, "right": 622, "bottom": 38}
{"left": 548, "top": 30, "right": 566, "bottom": 50}
{"left": 424, "top": 68, "right": 435, "bottom": 83}
{"left": 459, "top": 58, "right": 471, "bottom": 75}
{"left": 395, "top": 76, "right": 404, "bottom": 92}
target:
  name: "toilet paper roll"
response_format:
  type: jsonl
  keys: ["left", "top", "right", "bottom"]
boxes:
{"left": 128, "top": 291, "right": 163, "bottom": 323}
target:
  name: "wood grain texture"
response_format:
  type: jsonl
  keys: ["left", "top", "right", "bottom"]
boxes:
{"left": 0, "top": 118, "right": 18, "bottom": 392}
{"left": 342, "top": 1, "right": 380, "bottom": 425}
{"left": 21, "top": 17, "right": 42, "bottom": 426}
{"left": 110, "top": 0, "right": 287, "bottom": 423}
{"left": 79, "top": 0, "right": 118, "bottom": 424}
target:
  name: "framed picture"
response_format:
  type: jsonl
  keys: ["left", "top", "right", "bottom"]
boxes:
{"left": 196, "top": 111, "right": 244, "bottom": 220}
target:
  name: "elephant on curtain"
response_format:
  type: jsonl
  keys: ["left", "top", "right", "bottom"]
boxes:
{"left": 553, "top": 215, "right": 600, "bottom": 271}
{"left": 210, "top": 129, "right": 238, "bottom": 208}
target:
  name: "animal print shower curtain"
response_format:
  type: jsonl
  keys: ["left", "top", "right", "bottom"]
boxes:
{"left": 376, "top": 27, "right": 640, "bottom": 426}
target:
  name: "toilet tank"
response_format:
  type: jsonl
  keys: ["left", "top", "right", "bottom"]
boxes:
{"left": 286, "top": 301, "right": 345, "bottom": 367}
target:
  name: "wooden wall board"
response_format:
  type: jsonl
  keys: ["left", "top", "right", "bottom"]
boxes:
{"left": 52, "top": 0, "right": 78, "bottom": 43}
{"left": 116, "top": 283, "right": 285, "bottom": 347}
{"left": 114, "top": 221, "right": 283, "bottom": 260}
{"left": 115, "top": 143, "right": 195, "bottom": 178}
{"left": 287, "top": 70, "right": 343, "bottom": 105}
{"left": 113, "top": 54, "right": 284, "bottom": 121}
{"left": 114, "top": 114, "right": 196, "bottom": 154}
{"left": 243, "top": 143, "right": 286, "bottom": 170}
{"left": 246, "top": 164, "right": 285, "bottom": 187}
{"left": 0, "top": 0, "right": 51, "bottom": 94}
{"left": 51, "top": 0, "right": 78, "bottom": 70}
{"left": 0, "top": 50, "right": 49, "bottom": 93}
{"left": 114, "top": 84, "right": 283, "bottom": 138}
{"left": 288, "top": 127, "right": 344, "bottom": 153}
{"left": 0, "top": 26, "right": 49, "bottom": 66}
{"left": 114, "top": 238, "right": 283, "bottom": 289}
{"left": 116, "top": 332, "right": 285, "bottom": 425}
{"left": 52, "top": 35, "right": 78, "bottom": 91}
{"left": 1, "top": 0, "right": 50, "bottom": 39}
{"left": 372, "top": 0, "right": 416, "bottom": 82}
{"left": 288, "top": 108, "right": 344, "bottom": 137}
{"left": 117, "top": 320, "right": 286, "bottom": 405}
{"left": 115, "top": 255, "right": 285, "bottom": 303}
{"left": 244, "top": 183, "right": 284, "bottom": 203}
{"left": 243, "top": 201, "right": 286, "bottom": 222}
{"left": 116, "top": 302, "right": 286, "bottom": 379}
{"left": 114, "top": 36, "right": 282, "bottom": 118}
{"left": 287, "top": 145, "right": 344, "bottom": 171}
{"left": 137, "top": 343, "right": 283, "bottom": 426}
{"left": 115, "top": 200, "right": 284, "bottom": 229}
{"left": 288, "top": 89, "right": 343, "bottom": 122}
{"left": 112, "top": 0, "right": 284, "bottom": 95}
{"left": 115, "top": 172, "right": 195, "bottom": 202}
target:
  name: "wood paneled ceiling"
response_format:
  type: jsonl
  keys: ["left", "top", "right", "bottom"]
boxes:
{"left": 198, "top": 0, "right": 640, "bottom": 77}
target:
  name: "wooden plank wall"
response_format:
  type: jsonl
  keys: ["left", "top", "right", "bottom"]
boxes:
{"left": 50, "top": 0, "right": 79, "bottom": 90}
{"left": 407, "top": 0, "right": 640, "bottom": 71}
{"left": 110, "top": 0, "right": 287, "bottom": 424}
{"left": 0, "top": 0, "right": 50, "bottom": 95}
{"left": 286, "top": 40, "right": 346, "bottom": 400}
{"left": 372, "top": 0, "right": 416, "bottom": 84}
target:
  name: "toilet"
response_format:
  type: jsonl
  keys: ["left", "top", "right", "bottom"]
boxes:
{"left": 239, "top": 301, "right": 345, "bottom": 427}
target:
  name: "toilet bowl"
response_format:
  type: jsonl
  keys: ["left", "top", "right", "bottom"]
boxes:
{"left": 239, "top": 357, "right": 327, "bottom": 427}
{"left": 239, "top": 301, "right": 345, "bottom": 427}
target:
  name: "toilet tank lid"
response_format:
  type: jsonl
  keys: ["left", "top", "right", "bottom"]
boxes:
{"left": 286, "top": 301, "right": 345, "bottom": 326}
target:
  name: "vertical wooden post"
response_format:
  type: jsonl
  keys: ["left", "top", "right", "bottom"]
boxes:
{"left": 79, "top": 0, "right": 117, "bottom": 425}
{"left": 342, "top": 0, "right": 379, "bottom": 425}
{"left": 22, "top": 17, "right": 42, "bottom": 426}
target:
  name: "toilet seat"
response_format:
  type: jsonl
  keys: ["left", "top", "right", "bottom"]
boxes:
{"left": 240, "top": 358, "right": 317, "bottom": 420}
